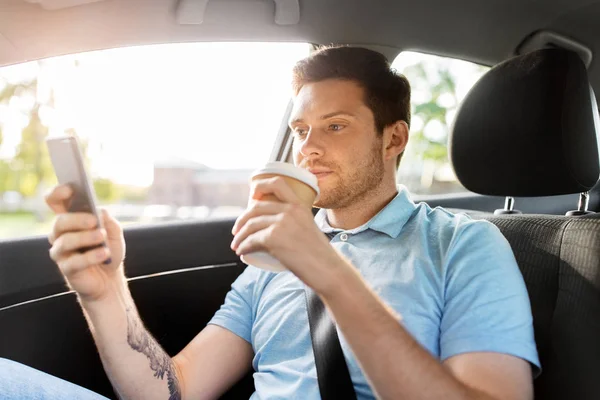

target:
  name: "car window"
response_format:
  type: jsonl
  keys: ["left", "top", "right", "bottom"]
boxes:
{"left": 391, "top": 51, "right": 489, "bottom": 195}
{"left": 0, "top": 42, "right": 310, "bottom": 240}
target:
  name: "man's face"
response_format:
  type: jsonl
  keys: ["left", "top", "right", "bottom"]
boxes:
{"left": 290, "top": 79, "right": 386, "bottom": 209}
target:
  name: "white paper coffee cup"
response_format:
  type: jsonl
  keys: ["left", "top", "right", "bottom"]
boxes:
{"left": 240, "top": 162, "right": 319, "bottom": 272}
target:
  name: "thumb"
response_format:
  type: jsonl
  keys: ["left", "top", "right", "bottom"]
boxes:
{"left": 100, "top": 208, "right": 122, "bottom": 238}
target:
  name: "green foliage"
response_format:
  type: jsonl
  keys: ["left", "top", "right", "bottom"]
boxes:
{"left": 413, "top": 102, "right": 446, "bottom": 122}
{"left": 423, "top": 142, "right": 448, "bottom": 161}
{"left": 0, "top": 160, "right": 9, "bottom": 193}
{"left": 0, "top": 64, "right": 114, "bottom": 208}
{"left": 1, "top": 159, "right": 23, "bottom": 193}
{"left": 0, "top": 71, "right": 88, "bottom": 199}
{"left": 93, "top": 178, "right": 120, "bottom": 202}
{"left": 0, "top": 80, "right": 36, "bottom": 103}
{"left": 14, "top": 104, "right": 55, "bottom": 196}
{"left": 0, "top": 76, "right": 49, "bottom": 197}
{"left": 405, "top": 61, "right": 459, "bottom": 163}
{"left": 120, "top": 185, "right": 149, "bottom": 203}
{"left": 18, "top": 171, "right": 38, "bottom": 197}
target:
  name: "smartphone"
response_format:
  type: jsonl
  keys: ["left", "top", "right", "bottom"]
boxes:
{"left": 46, "top": 135, "right": 106, "bottom": 253}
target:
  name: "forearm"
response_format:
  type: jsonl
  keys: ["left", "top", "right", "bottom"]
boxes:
{"left": 320, "top": 262, "right": 494, "bottom": 400}
{"left": 78, "top": 271, "right": 183, "bottom": 400}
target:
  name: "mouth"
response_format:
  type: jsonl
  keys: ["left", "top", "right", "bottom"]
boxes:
{"left": 306, "top": 167, "right": 334, "bottom": 180}
{"left": 312, "top": 171, "right": 333, "bottom": 180}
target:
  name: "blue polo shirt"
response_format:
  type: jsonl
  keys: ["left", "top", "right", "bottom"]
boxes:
{"left": 208, "top": 186, "right": 540, "bottom": 399}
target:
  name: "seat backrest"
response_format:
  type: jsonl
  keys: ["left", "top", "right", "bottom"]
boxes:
{"left": 449, "top": 48, "right": 600, "bottom": 399}
{"left": 478, "top": 213, "right": 600, "bottom": 399}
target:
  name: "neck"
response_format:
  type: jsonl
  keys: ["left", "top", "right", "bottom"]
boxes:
{"left": 325, "top": 178, "right": 398, "bottom": 230}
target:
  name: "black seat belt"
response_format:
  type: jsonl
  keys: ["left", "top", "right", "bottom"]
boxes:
{"left": 304, "top": 232, "right": 357, "bottom": 399}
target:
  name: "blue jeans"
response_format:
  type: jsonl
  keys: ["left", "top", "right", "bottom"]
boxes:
{"left": 0, "top": 358, "right": 110, "bottom": 400}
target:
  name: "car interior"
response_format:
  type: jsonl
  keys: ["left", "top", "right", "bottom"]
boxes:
{"left": 0, "top": 0, "right": 599, "bottom": 399}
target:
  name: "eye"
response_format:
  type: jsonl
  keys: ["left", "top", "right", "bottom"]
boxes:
{"left": 293, "top": 127, "right": 308, "bottom": 137}
{"left": 329, "top": 124, "right": 344, "bottom": 131}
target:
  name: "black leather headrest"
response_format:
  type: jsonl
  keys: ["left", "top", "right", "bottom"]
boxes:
{"left": 449, "top": 48, "right": 600, "bottom": 197}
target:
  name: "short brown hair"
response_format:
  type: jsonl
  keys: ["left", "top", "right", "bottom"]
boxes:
{"left": 292, "top": 45, "right": 411, "bottom": 168}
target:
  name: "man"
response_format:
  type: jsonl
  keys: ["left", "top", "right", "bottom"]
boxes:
{"left": 0, "top": 46, "right": 539, "bottom": 400}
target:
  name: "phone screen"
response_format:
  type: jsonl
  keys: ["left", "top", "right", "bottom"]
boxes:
{"left": 46, "top": 136, "right": 103, "bottom": 229}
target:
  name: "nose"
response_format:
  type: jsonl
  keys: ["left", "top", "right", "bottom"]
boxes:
{"left": 297, "top": 129, "right": 324, "bottom": 161}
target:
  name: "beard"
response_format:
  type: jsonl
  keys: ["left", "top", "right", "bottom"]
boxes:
{"left": 313, "top": 137, "right": 385, "bottom": 210}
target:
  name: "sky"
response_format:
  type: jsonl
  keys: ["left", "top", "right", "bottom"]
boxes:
{"left": 0, "top": 43, "right": 486, "bottom": 187}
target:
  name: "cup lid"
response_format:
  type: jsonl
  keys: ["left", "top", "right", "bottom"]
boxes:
{"left": 252, "top": 162, "right": 320, "bottom": 197}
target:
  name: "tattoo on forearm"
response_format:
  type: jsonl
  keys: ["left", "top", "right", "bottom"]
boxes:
{"left": 126, "top": 307, "right": 182, "bottom": 400}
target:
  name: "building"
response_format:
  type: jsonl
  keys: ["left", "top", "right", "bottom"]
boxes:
{"left": 148, "top": 157, "right": 253, "bottom": 208}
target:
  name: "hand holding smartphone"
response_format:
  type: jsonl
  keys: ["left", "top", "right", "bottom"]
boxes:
{"left": 46, "top": 135, "right": 107, "bottom": 257}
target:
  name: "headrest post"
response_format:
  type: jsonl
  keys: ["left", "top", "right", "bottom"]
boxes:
{"left": 565, "top": 192, "right": 595, "bottom": 216}
{"left": 505, "top": 196, "right": 515, "bottom": 211}
{"left": 494, "top": 196, "right": 522, "bottom": 215}
{"left": 578, "top": 191, "right": 590, "bottom": 212}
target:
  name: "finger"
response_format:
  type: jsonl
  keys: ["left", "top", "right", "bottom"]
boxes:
{"left": 235, "top": 227, "right": 274, "bottom": 256}
{"left": 231, "top": 214, "right": 279, "bottom": 251}
{"left": 49, "top": 229, "right": 106, "bottom": 260}
{"left": 49, "top": 213, "right": 98, "bottom": 245}
{"left": 44, "top": 185, "right": 74, "bottom": 214}
{"left": 250, "top": 176, "right": 301, "bottom": 204}
{"left": 232, "top": 201, "right": 285, "bottom": 235}
{"left": 99, "top": 208, "right": 123, "bottom": 240}
{"left": 57, "top": 246, "right": 111, "bottom": 276}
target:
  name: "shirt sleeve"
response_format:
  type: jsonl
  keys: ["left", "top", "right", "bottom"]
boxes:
{"left": 207, "top": 266, "right": 263, "bottom": 344}
{"left": 440, "top": 219, "right": 541, "bottom": 377}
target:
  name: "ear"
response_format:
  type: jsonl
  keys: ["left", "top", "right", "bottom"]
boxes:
{"left": 383, "top": 120, "right": 409, "bottom": 162}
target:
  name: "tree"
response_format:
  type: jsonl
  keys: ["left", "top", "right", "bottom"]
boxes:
{"left": 14, "top": 102, "right": 54, "bottom": 197}
{"left": 404, "top": 62, "right": 458, "bottom": 164}
{"left": 0, "top": 64, "right": 83, "bottom": 199}
{"left": 93, "top": 178, "right": 120, "bottom": 202}
{"left": 0, "top": 160, "right": 9, "bottom": 194}
{"left": 397, "top": 58, "right": 489, "bottom": 194}
{"left": 0, "top": 74, "right": 53, "bottom": 197}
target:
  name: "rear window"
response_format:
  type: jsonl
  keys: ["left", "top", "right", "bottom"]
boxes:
{"left": 0, "top": 42, "right": 310, "bottom": 239}
{"left": 391, "top": 51, "right": 489, "bottom": 195}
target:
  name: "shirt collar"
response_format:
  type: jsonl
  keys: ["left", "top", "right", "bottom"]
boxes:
{"left": 314, "top": 185, "right": 417, "bottom": 239}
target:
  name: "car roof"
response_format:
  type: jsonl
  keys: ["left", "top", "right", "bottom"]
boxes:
{"left": 0, "top": 0, "right": 598, "bottom": 92}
